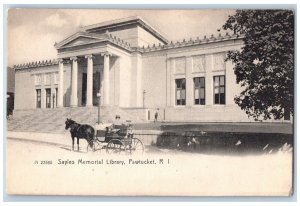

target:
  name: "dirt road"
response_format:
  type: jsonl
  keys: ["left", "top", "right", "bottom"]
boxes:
{"left": 6, "top": 137, "right": 293, "bottom": 196}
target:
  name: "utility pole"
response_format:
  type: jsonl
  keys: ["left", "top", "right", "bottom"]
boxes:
{"left": 143, "top": 90, "right": 146, "bottom": 109}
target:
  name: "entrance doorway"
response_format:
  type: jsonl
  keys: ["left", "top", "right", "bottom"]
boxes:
{"left": 82, "top": 73, "right": 87, "bottom": 106}
{"left": 93, "top": 71, "right": 100, "bottom": 106}
{"left": 81, "top": 72, "right": 101, "bottom": 106}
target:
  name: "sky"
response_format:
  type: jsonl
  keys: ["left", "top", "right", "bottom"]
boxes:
{"left": 7, "top": 9, "right": 235, "bottom": 66}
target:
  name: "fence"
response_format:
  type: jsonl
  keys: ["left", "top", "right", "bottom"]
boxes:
{"left": 134, "top": 130, "right": 293, "bottom": 154}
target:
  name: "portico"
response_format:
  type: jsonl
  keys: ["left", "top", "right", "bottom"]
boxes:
{"left": 57, "top": 52, "right": 114, "bottom": 108}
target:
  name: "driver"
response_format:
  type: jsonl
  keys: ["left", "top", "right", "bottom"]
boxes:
{"left": 112, "top": 115, "right": 122, "bottom": 132}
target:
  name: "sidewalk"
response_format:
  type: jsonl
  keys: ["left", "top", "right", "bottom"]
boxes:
{"left": 6, "top": 131, "right": 71, "bottom": 147}
{"left": 6, "top": 130, "right": 162, "bottom": 147}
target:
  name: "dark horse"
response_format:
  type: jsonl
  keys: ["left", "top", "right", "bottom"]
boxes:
{"left": 65, "top": 118, "right": 95, "bottom": 151}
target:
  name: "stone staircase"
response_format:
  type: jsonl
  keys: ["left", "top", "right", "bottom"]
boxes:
{"left": 7, "top": 107, "right": 148, "bottom": 133}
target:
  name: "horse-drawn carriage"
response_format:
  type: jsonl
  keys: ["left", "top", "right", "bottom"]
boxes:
{"left": 65, "top": 118, "right": 144, "bottom": 154}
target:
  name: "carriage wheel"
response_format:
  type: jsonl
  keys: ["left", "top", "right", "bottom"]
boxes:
{"left": 87, "top": 140, "right": 100, "bottom": 152}
{"left": 106, "top": 139, "right": 125, "bottom": 154}
{"left": 127, "top": 138, "right": 144, "bottom": 155}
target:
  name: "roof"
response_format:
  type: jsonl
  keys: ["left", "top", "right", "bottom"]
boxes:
{"left": 14, "top": 59, "right": 58, "bottom": 70}
{"left": 14, "top": 33, "right": 244, "bottom": 70}
{"left": 134, "top": 33, "right": 244, "bottom": 53}
{"left": 54, "top": 31, "right": 132, "bottom": 51}
{"left": 81, "top": 16, "right": 169, "bottom": 44}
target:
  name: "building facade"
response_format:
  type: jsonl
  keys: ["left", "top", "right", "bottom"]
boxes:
{"left": 13, "top": 16, "right": 258, "bottom": 122}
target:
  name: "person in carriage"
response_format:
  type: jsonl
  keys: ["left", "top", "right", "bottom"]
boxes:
{"left": 94, "top": 114, "right": 129, "bottom": 139}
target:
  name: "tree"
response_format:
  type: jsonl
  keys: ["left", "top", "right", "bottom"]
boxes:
{"left": 223, "top": 10, "right": 294, "bottom": 120}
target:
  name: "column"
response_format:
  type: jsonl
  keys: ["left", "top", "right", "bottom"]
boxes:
{"left": 225, "top": 60, "right": 235, "bottom": 105}
{"left": 85, "top": 55, "right": 94, "bottom": 106}
{"left": 102, "top": 52, "right": 110, "bottom": 105}
{"left": 131, "top": 54, "right": 142, "bottom": 107}
{"left": 70, "top": 56, "right": 78, "bottom": 107}
{"left": 205, "top": 54, "right": 214, "bottom": 106}
{"left": 186, "top": 56, "right": 193, "bottom": 106}
{"left": 41, "top": 86, "right": 46, "bottom": 109}
{"left": 170, "top": 58, "right": 175, "bottom": 106}
{"left": 136, "top": 55, "right": 142, "bottom": 107}
{"left": 57, "top": 59, "right": 64, "bottom": 107}
{"left": 166, "top": 58, "right": 171, "bottom": 107}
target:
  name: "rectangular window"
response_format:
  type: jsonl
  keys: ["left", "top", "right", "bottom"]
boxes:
{"left": 214, "top": 75, "right": 225, "bottom": 104}
{"left": 36, "top": 89, "right": 41, "bottom": 108}
{"left": 194, "top": 77, "right": 205, "bottom": 105}
{"left": 175, "top": 78, "right": 186, "bottom": 105}
{"left": 46, "top": 88, "right": 51, "bottom": 108}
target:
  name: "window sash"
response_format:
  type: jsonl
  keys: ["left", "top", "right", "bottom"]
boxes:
{"left": 36, "top": 89, "right": 41, "bottom": 108}
{"left": 175, "top": 78, "right": 186, "bottom": 105}
{"left": 214, "top": 76, "right": 225, "bottom": 105}
{"left": 194, "top": 77, "right": 205, "bottom": 105}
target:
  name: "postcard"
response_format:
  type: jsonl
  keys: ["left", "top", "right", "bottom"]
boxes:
{"left": 6, "top": 8, "right": 294, "bottom": 196}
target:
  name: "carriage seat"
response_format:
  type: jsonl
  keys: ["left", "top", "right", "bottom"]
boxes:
{"left": 113, "top": 124, "right": 128, "bottom": 137}
{"left": 96, "top": 130, "right": 106, "bottom": 137}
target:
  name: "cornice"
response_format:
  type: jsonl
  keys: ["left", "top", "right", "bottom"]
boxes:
{"left": 134, "top": 33, "right": 244, "bottom": 53}
{"left": 14, "top": 59, "right": 58, "bottom": 70}
{"left": 15, "top": 33, "right": 244, "bottom": 70}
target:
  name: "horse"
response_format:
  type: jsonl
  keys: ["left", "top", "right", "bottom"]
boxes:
{"left": 65, "top": 118, "right": 95, "bottom": 151}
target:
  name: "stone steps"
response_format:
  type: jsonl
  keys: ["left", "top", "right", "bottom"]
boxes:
{"left": 8, "top": 107, "right": 148, "bottom": 133}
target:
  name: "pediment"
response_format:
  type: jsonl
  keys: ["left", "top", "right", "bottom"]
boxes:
{"left": 62, "top": 36, "right": 102, "bottom": 47}
{"left": 55, "top": 32, "right": 107, "bottom": 49}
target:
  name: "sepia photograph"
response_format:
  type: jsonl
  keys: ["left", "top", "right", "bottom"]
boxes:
{"left": 5, "top": 8, "right": 294, "bottom": 196}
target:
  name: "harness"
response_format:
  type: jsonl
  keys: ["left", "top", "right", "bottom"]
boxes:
{"left": 68, "top": 121, "right": 93, "bottom": 140}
